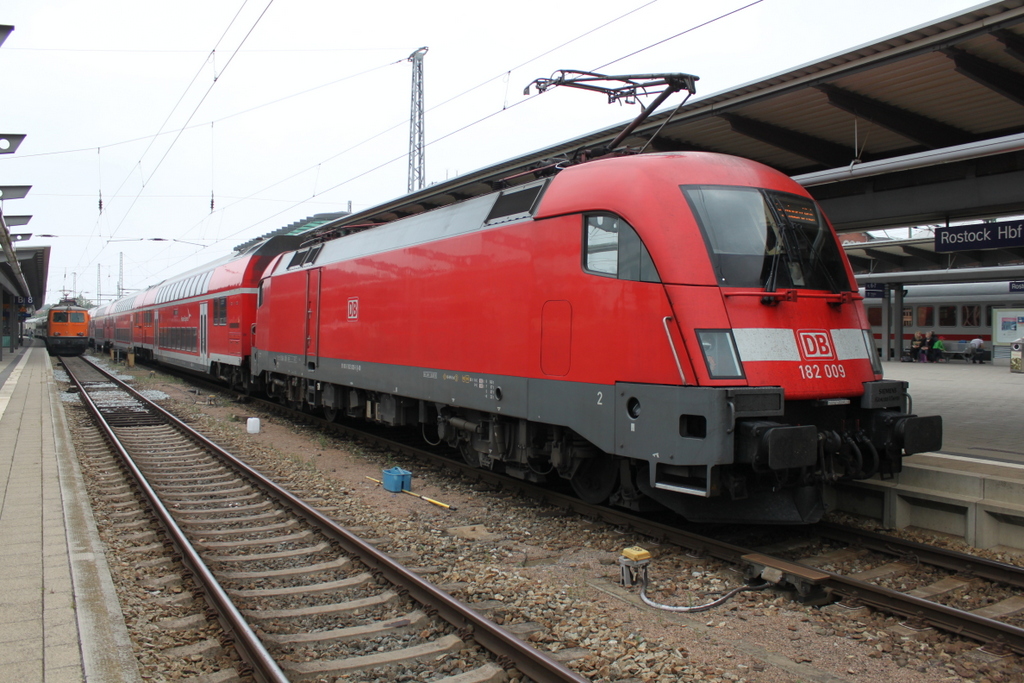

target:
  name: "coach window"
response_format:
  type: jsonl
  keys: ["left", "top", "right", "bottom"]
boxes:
{"left": 938, "top": 305, "right": 957, "bottom": 327}
{"left": 902, "top": 307, "right": 912, "bottom": 326}
{"left": 916, "top": 306, "right": 934, "bottom": 327}
{"left": 867, "top": 307, "right": 882, "bottom": 327}
{"left": 214, "top": 297, "right": 227, "bottom": 326}
{"left": 258, "top": 281, "right": 266, "bottom": 307}
{"left": 583, "top": 214, "right": 660, "bottom": 282}
{"left": 962, "top": 305, "right": 980, "bottom": 327}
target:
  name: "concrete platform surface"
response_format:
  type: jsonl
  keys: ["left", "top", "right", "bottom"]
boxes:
{"left": 0, "top": 344, "right": 139, "bottom": 683}
{"left": 882, "top": 359, "right": 1024, "bottom": 463}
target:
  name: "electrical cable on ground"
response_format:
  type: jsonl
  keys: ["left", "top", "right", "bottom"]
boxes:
{"left": 639, "top": 572, "right": 770, "bottom": 613}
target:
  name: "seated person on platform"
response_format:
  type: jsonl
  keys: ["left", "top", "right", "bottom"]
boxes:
{"left": 910, "top": 332, "right": 924, "bottom": 361}
{"left": 928, "top": 334, "right": 945, "bottom": 362}
{"left": 968, "top": 337, "right": 986, "bottom": 363}
{"left": 918, "top": 332, "right": 932, "bottom": 362}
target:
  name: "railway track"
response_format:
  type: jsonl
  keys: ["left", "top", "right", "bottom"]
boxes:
{"left": 96, "top": 356, "right": 1024, "bottom": 661}
{"left": 60, "top": 355, "right": 587, "bottom": 683}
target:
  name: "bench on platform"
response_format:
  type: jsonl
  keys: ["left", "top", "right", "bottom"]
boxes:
{"left": 942, "top": 340, "right": 970, "bottom": 361}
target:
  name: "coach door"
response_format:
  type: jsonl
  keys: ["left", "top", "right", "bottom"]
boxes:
{"left": 199, "top": 302, "right": 209, "bottom": 368}
{"left": 305, "top": 269, "right": 321, "bottom": 370}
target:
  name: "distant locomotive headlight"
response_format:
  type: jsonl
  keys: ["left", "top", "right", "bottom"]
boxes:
{"left": 862, "top": 329, "right": 883, "bottom": 376}
{"left": 627, "top": 397, "right": 641, "bottom": 419}
{"left": 696, "top": 330, "right": 744, "bottom": 379}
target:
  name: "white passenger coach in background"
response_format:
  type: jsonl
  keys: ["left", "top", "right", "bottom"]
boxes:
{"left": 862, "top": 281, "right": 1024, "bottom": 361}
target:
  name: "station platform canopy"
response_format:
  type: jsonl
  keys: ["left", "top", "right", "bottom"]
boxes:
{"left": 844, "top": 232, "right": 1024, "bottom": 283}
{"left": 313, "top": 0, "right": 1024, "bottom": 247}
{"left": 0, "top": 244, "right": 49, "bottom": 309}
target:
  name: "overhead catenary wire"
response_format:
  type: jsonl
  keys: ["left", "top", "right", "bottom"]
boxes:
{"left": 97, "top": 147, "right": 103, "bottom": 214}
{"left": 595, "top": 0, "right": 765, "bottom": 71}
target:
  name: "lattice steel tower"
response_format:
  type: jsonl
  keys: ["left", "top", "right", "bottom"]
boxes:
{"left": 407, "top": 47, "right": 428, "bottom": 194}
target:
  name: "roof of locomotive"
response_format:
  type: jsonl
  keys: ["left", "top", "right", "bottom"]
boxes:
{"left": 533, "top": 151, "right": 808, "bottom": 218}
{"left": 270, "top": 152, "right": 816, "bottom": 288}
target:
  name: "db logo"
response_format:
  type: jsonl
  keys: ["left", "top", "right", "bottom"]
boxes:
{"left": 347, "top": 298, "right": 359, "bottom": 320}
{"left": 797, "top": 330, "right": 835, "bottom": 360}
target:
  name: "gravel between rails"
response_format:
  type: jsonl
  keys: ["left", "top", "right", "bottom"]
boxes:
{"left": 62, "top": 356, "right": 1024, "bottom": 683}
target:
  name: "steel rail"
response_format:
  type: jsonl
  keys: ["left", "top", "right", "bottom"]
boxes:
{"left": 820, "top": 572, "right": 1024, "bottom": 654}
{"left": 815, "top": 522, "right": 1024, "bottom": 589}
{"left": 79, "top": 357, "right": 588, "bottom": 683}
{"left": 62, "top": 358, "right": 289, "bottom": 683}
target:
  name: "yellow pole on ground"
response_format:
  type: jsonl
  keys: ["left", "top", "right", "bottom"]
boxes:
{"left": 365, "top": 476, "right": 458, "bottom": 511}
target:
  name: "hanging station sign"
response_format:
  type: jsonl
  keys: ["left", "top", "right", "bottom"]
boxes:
{"left": 935, "top": 220, "right": 1024, "bottom": 252}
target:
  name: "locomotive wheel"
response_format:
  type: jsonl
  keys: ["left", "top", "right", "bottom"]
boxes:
{"left": 460, "top": 442, "right": 483, "bottom": 468}
{"left": 570, "top": 452, "right": 620, "bottom": 504}
{"left": 323, "top": 405, "right": 339, "bottom": 422}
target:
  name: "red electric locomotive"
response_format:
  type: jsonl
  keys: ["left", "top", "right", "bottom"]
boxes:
{"left": 250, "top": 152, "right": 942, "bottom": 524}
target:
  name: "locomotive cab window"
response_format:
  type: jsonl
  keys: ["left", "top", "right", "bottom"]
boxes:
{"left": 682, "top": 185, "right": 851, "bottom": 292}
{"left": 582, "top": 214, "right": 660, "bottom": 282}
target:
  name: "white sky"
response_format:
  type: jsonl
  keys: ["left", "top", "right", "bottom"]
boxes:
{"left": 0, "top": 0, "right": 989, "bottom": 305}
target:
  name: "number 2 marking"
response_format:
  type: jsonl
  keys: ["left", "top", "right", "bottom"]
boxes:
{"left": 597, "top": 391, "right": 604, "bottom": 405}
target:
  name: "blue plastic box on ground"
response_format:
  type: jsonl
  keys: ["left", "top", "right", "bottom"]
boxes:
{"left": 382, "top": 467, "right": 411, "bottom": 492}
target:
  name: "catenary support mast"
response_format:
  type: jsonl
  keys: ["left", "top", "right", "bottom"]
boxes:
{"left": 407, "top": 47, "right": 428, "bottom": 194}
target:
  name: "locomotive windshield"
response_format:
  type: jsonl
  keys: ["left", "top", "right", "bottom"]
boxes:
{"left": 52, "top": 311, "right": 86, "bottom": 323}
{"left": 682, "top": 186, "right": 851, "bottom": 292}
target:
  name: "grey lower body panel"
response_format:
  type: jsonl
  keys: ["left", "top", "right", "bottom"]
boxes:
{"left": 254, "top": 350, "right": 618, "bottom": 450}
{"left": 251, "top": 350, "right": 786, "bottom": 471}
